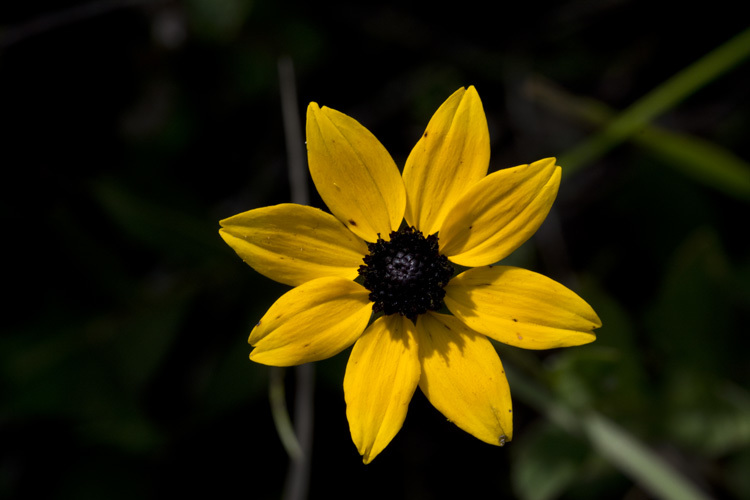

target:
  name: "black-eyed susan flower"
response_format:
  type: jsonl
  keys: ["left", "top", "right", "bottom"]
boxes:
{"left": 219, "top": 86, "right": 601, "bottom": 463}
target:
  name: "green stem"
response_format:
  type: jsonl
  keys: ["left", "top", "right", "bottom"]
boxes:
{"left": 269, "top": 367, "right": 303, "bottom": 460}
{"left": 276, "top": 56, "right": 314, "bottom": 500}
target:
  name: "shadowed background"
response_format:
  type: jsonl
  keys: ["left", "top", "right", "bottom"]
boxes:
{"left": 2, "top": 1, "right": 749, "bottom": 498}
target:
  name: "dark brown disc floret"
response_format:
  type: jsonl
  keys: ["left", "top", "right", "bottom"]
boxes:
{"left": 358, "top": 226, "right": 454, "bottom": 319}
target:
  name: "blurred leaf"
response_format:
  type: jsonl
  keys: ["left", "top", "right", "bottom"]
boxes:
{"left": 0, "top": 324, "right": 90, "bottom": 416}
{"left": 548, "top": 347, "right": 621, "bottom": 410}
{"left": 56, "top": 455, "right": 151, "bottom": 500}
{"left": 82, "top": 412, "right": 163, "bottom": 455}
{"left": 185, "top": 0, "right": 253, "bottom": 42}
{"left": 725, "top": 448, "right": 750, "bottom": 499}
{"left": 109, "top": 285, "right": 195, "bottom": 391}
{"left": 0, "top": 277, "right": 194, "bottom": 452}
{"left": 544, "top": 279, "right": 649, "bottom": 422}
{"left": 664, "top": 370, "right": 750, "bottom": 457}
{"left": 646, "top": 228, "right": 734, "bottom": 373}
{"left": 90, "top": 179, "right": 223, "bottom": 261}
{"left": 201, "top": 335, "right": 269, "bottom": 413}
{"left": 505, "top": 364, "right": 712, "bottom": 500}
{"left": 512, "top": 421, "right": 590, "bottom": 500}
{"left": 526, "top": 75, "right": 750, "bottom": 200}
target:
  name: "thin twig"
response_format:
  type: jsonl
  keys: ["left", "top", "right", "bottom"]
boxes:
{"left": 279, "top": 56, "right": 310, "bottom": 206}
{"left": 269, "top": 367, "right": 303, "bottom": 461}
{"left": 277, "top": 55, "right": 313, "bottom": 500}
{"left": 0, "top": 0, "right": 155, "bottom": 48}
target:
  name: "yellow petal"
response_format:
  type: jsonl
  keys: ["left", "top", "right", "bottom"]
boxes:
{"left": 249, "top": 277, "right": 372, "bottom": 366}
{"left": 402, "top": 86, "right": 490, "bottom": 236}
{"left": 219, "top": 203, "right": 368, "bottom": 287}
{"left": 444, "top": 266, "right": 600, "bottom": 349}
{"left": 417, "top": 312, "right": 512, "bottom": 446}
{"left": 344, "top": 315, "right": 420, "bottom": 464}
{"left": 306, "top": 103, "right": 406, "bottom": 242}
{"left": 439, "top": 158, "right": 561, "bottom": 266}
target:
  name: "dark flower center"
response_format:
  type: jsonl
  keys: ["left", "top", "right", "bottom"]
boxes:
{"left": 358, "top": 226, "right": 454, "bottom": 319}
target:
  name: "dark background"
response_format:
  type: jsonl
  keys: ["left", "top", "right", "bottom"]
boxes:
{"left": 2, "top": 1, "right": 749, "bottom": 498}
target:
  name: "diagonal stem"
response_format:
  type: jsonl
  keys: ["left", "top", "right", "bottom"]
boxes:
{"left": 0, "top": 0, "right": 154, "bottom": 48}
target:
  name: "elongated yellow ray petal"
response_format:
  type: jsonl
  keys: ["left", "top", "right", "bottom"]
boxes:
{"left": 439, "top": 158, "right": 560, "bottom": 266}
{"left": 307, "top": 103, "right": 406, "bottom": 242}
{"left": 445, "top": 266, "right": 600, "bottom": 349}
{"left": 418, "top": 313, "right": 512, "bottom": 446}
{"left": 219, "top": 203, "right": 368, "bottom": 287}
{"left": 249, "top": 277, "right": 372, "bottom": 366}
{"left": 344, "top": 315, "right": 420, "bottom": 464}
{"left": 403, "top": 86, "right": 490, "bottom": 235}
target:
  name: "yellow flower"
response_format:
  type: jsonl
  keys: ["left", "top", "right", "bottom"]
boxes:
{"left": 219, "top": 86, "right": 601, "bottom": 463}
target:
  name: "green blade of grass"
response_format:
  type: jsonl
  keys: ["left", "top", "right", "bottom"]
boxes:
{"left": 581, "top": 411, "right": 709, "bottom": 500}
{"left": 558, "top": 27, "right": 750, "bottom": 178}
{"left": 526, "top": 76, "right": 750, "bottom": 200}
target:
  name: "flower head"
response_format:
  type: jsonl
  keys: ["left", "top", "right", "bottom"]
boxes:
{"left": 219, "top": 86, "right": 601, "bottom": 463}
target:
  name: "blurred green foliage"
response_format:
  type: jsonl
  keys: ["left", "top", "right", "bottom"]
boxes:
{"left": 1, "top": 1, "right": 749, "bottom": 499}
